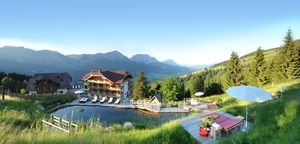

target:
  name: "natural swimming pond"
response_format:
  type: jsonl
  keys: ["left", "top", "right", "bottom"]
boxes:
{"left": 51, "top": 106, "right": 189, "bottom": 126}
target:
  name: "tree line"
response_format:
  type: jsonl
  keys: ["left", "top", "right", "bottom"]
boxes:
{"left": 0, "top": 72, "right": 31, "bottom": 94}
{"left": 131, "top": 29, "right": 300, "bottom": 102}
{"left": 226, "top": 28, "right": 300, "bottom": 87}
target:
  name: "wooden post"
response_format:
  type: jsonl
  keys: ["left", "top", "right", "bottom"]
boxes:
{"left": 0, "top": 86, "right": 4, "bottom": 100}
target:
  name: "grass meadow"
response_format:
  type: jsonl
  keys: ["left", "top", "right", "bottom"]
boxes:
{"left": 0, "top": 80, "right": 299, "bottom": 143}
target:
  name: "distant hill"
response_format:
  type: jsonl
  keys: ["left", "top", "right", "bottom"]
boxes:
{"left": 163, "top": 60, "right": 213, "bottom": 70}
{"left": 0, "top": 46, "right": 193, "bottom": 81}
{"left": 163, "top": 59, "right": 180, "bottom": 67}
{"left": 196, "top": 39, "right": 300, "bottom": 71}
{"left": 183, "top": 64, "right": 212, "bottom": 70}
{"left": 130, "top": 54, "right": 160, "bottom": 64}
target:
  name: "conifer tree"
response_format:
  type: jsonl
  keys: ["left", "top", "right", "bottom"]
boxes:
{"left": 291, "top": 46, "right": 300, "bottom": 79}
{"left": 225, "top": 52, "right": 244, "bottom": 87}
{"left": 271, "top": 29, "right": 295, "bottom": 82}
{"left": 284, "top": 29, "right": 296, "bottom": 80}
{"left": 271, "top": 50, "right": 286, "bottom": 82}
{"left": 248, "top": 48, "right": 268, "bottom": 86}
{"left": 132, "top": 71, "right": 148, "bottom": 100}
{"left": 268, "top": 60, "right": 276, "bottom": 82}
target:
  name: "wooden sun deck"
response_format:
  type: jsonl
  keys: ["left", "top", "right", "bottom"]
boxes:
{"left": 180, "top": 110, "right": 250, "bottom": 144}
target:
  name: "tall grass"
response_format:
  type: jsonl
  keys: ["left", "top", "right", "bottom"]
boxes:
{"left": 218, "top": 80, "right": 300, "bottom": 143}
{"left": 0, "top": 117, "right": 198, "bottom": 144}
{"left": 0, "top": 96, "right": 198, "bottom": 144}
{"left": 1, "top": 81, "right": 300, "bottom": 143}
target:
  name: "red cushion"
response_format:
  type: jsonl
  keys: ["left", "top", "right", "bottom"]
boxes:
{"left": 207, "top": 103, "right": 217, "bottom": 109}
{"left": 200, "top": 127, "right": 209, "bottom": 136}
{"left": 217, "top": 119, "right": 242, "bottom": 131}
{"left": 214, "top": 115, "right": 229, "bottom": 123}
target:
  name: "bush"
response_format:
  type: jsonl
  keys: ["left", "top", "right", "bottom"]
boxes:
{"left": 20, "top": 88, "right": 27, "bottom": 94}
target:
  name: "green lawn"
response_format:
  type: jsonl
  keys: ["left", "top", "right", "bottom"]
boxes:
{"left": 196, "top": 80, "right": 300, "bottom": 143}
{"left": 0, "top": 81, "right": 300, "bottom": 143}
{"left": 0, "top": 96, "right": 198, "bottom": 144}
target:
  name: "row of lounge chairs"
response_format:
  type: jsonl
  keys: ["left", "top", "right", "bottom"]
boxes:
{"left": 91, "top": 96, "right": 121, "bottom": 104}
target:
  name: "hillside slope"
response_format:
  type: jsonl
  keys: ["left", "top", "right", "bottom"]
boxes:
{"left": 206, "top": 39, "right": 300, "bottom": 70}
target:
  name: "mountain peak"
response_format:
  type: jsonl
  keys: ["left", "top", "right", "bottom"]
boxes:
{"left": 106, "top": 50, "right": 122, "bottom": 55}
{"left": 130, "top": 54, "right": 159, "bottom": 64}
{"left": 95, "top": 50, "right": 129, "bottom": 61}
{"left": 163, "top": 59, "right": 180, "bottom": 66}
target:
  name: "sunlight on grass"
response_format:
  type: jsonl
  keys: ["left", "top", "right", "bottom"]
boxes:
{"left": 0, "top": 80, "right": 299, "bottom": 143}
{"left": 277, "top": 101, "right": 298, "bottom": 127}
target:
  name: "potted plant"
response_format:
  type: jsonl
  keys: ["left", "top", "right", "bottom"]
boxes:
{"left": 199, "top": 115, "right": 219, "bottom": 136}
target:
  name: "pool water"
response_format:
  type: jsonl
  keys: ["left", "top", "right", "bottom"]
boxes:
{"left": 51, "top": 106, "right": 189, "bottom": 126}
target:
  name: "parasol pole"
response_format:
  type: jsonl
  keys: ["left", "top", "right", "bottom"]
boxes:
{"left": 244, "top": 91, "right": 248, "bottom": 129}
{"left": 245, "top": 102, "right": 248, "bottom": 128}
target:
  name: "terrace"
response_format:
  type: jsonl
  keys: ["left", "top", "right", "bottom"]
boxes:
{"left": 180, "top": 110, "right": 252, "bottom": 143}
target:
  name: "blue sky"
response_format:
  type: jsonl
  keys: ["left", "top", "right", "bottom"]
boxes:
{"left": 0, "top": 0, "right": 300, "bottom": 65}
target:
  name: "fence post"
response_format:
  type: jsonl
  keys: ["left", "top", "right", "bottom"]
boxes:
{"left": 1, "top": 86, "right": 4, "bottom": 100}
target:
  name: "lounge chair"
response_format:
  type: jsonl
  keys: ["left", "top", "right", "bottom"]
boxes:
{"left": 79, "top": 97, "right": 88, "bottom": 103}
{"left": 84, "top": 97, "right": 88, "bottom": 102}
{"left": 108, "top": 97, "right": 114, "bottom": 103}
{"left": 191, "top": 99, "right": 199, "bottom": 106}
{"left": 219, "top": 118, "right": 243, "bottom": 133}
{"left": 100, "top": 97, "right": 107, "bottom": 103}
{"left": 114, "top": 98, "right": 121, "bottom": 104}
{"left": 200, "top": 112, "right": 243, "bottom": 133}
{"left": 92, "top": 96, "right": 98, "bottom": 103}
{"left": 79, "top": 97, "right": 84, "bottom": 103}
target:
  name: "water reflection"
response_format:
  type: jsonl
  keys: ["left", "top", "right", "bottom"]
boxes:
{"left": 51, "top": 106, "right": 189, "bottom": 126}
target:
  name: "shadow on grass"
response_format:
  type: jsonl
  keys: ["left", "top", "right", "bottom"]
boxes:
{"left": 132, "top": 122, "right": 199, "bottom": 144}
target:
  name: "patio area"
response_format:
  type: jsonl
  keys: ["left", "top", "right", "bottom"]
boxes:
{"left": 180, "top": 110, "right": 252, "bottom": 144}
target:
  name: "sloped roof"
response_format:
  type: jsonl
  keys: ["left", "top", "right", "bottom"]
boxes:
{"left": 26, "top": 73, "right": 71, "bottom": 91}
{"left": 81, "top": 70, "right": 132, "bottom": 84}
{"left": 150, "top": 94, "right": 162, "bottom": 103}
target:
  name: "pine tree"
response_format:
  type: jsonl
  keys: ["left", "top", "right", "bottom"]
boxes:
{"left": 248, "top": 48, "right": 268, "bottom": 86}
{"left": 268, "top": 60, "right": 276, "bottom": 82}
{"left": 271, "top": 50, "right": 286, "bottom": 82}
{"left": 291, "top": 46, "right": 300, "bottom": 79}
{"left": 284, "top": 29, "right": 296, "bottom": 80}
{"left": 132, "top": 71, "right": 148, "bottom": 100}
{"left": 225, "top": 52, "right": 244, "bottom": 87}
{"left": 271, "top": 29, "right": 296, "bottom": 82}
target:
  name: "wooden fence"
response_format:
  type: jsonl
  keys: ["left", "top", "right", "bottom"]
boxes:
{"left": 42, "top": 115, "right": 78, "bottom": 133}
{"left": 134, "top": 100, "right": 161, "bottom": 112}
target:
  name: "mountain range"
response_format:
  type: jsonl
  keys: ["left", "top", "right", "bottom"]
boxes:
{"left": 0, "top": 46, "right": 196, "bottom": 81}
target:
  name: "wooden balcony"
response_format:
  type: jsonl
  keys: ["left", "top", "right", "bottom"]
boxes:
{"left": 88, "top": 80, "right": 111, "bottom": 85}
